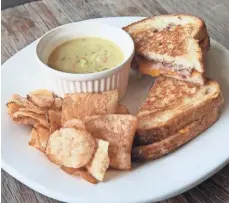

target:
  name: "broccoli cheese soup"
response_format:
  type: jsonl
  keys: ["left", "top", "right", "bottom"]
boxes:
{"left": 47, "top": 37, "right": 124, "bottom": 73}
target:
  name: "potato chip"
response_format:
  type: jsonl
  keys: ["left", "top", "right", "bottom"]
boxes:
{"left": 60, "top": 166, "right": 98, "bottom": 184}
{"left": 117, "top": 104, "right": 129, "bottom": 114}
{"left": 29, "top": 128, "right": 40, "bottom": 149}
{"left": 47, "top": 110, "right": 61, "bottom": 132}
{"left": 7, "top": 102, "right": 21, "bottom": 115}
{"left": 86, "top": 139, "right": 109, "bottom": 181}
{"left": 10, "top": 94, "right": 28, "bottom": 106}
{"left": 61, "top": 90, "right": 118, "bottom": 125}
{"left": 63, "top": 119, "right": 86, "bottom": 131}
{"left": 13, "top": 117, "right": 38, "bottom": 125}
{"left": 27, "top": 89, "right": 54, "bottom": 108}
{"left": 84, "top": 114, "right": 137, "bottom": 170}
{"left": 13, "top": 111, "right": 49, "bottom": 128}
{"left": 35, "top": 124, "right": 50, "bottom": 151}
{"left": 51, "top": 97, "right": 63, "bottom": 111}
{"left": 46, "top": 128, "right": 96, "bottom": 168}
{"left": 19, "top": 107, "right": 48, "bottom": 115}
{"left": 29, "top": 125, "right": 50, "bottom": 152}
{"left": 9, "top": 94, "right": 48, "bottom": 114}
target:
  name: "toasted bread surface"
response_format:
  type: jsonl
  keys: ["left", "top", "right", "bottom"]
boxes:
{"left": 132, "top": 109, "right": 219, "bottom": 161}
{"left": 135, "top": 76, "right": 223, "bottom": 145}
{"left": 124, "top": 14, "right": 208, "bottom": 73}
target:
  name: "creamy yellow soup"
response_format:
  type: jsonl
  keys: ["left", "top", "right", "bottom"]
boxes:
{"left": 47, "top": 37, "right": 124, "bottom": 73}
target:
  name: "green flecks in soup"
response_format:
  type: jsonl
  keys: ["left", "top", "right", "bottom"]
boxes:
{"left": 47, "top": 37, "right": 124, "bottom": 73}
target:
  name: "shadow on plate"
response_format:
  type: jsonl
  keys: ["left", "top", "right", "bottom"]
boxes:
{"left": 206, "top": 43, "right": 229, "bottom": 113}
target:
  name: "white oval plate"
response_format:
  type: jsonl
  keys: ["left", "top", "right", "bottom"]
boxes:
{"left": 2, "top": 17, "right": 229, "bottom": 203}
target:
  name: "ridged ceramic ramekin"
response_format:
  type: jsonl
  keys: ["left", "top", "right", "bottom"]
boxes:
{"left": 36, "top": 21, "right": 134, "bottom": 99}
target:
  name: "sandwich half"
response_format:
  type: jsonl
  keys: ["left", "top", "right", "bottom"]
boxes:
{"left": 135, "top": 76, "right": 223, "bottom": 146}
{"left": 123, "top": 14, "right": 210, "bottom": 85}
{"left": 132, "top": 109, "right": 219, "bottom": 161}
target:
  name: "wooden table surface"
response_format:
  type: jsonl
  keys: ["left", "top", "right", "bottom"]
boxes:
{"left": 1, "top": 0, "right": 229, "bottom": 202}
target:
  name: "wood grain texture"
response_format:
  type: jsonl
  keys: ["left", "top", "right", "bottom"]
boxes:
{"left": 1, "top": 0, "right": 229, "bottom": 203}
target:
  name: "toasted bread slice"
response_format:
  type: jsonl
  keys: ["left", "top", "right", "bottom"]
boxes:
{"left": 124, "top": 14, "right": 209, "bottom": 84}
{"left": 124, "top": 14, "right": 207, "bottom": 72}
{"left": 84, "top": 114, "right": 137, "bottom": 170}
{"left": 132, "top": 109, "right": 219, "bottom": 161}
{"left": 135, "top": 76, "right": 223, "bottom": 146}
{"left": 61, "top": 90, "right": 118, "bottom": 125}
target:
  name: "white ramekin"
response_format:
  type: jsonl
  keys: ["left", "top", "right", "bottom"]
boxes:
{"left": 36, "top": 21, "right": 134, "bottom": 99}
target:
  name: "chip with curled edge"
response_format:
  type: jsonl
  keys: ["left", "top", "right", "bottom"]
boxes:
{"left": 86, "top": 139, "right": 110, "bottom": 181}
{"left": 29, "top": 124, "right": 50, "bottom": 152}
{"left": 13, "top": 111, "right": 49, "bottom": 128}
{"left": 60, "top": 166, "right": 98, "bottom": 184}
{"left": 47, "top": 110, "right": 61, "bottom": 132}
{"left": 27, "top": 89, "right": 54, "bottom": 108}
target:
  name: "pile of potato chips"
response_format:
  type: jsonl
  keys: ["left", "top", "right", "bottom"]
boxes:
{"left": 7, "top": 89, "right": 137, "bottom": 184}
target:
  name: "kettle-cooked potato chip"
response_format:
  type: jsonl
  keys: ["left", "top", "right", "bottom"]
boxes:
{"left": 60, "top": 166, "right": 98, "bottom": 184}
{"left": 63, "top": 119, "right": 86, "bottom": 131}
{"left": 9, "top": 94, "right": 48, "bottom": 115}
{"left": 13, "top": 111, "right": 49, "bottom": 128}
{"left": 29, "top": 124, "right": 50, "bottom": 152}
{"left": 13, "top": 117, "right": 38, "bottom": 125}
{"left": 46, "top": 128, "right": 96, "bottom": 168}
{"left": 7, "top": 102, "right": 21, "bottom": 116}
{"left": 86, "top": 139, "right": 109, "bottom": 181}
{"left": 10, "top": 94, "right": 28, "bottom": 106}
{"left": 84, "top": 114, "right": 137, "bottom": 170}
{"left": 116, "top": 104, "right": 129, "bottom": 114}
{"left": 19, "top": 107, "right": 48, "bottom": 115}
{"left": 61, "top": 90, "right": 118, "bottom": 125}
{"left": 27, "top": 89, "right": 54, "bottom": 108}
{"left": 47, "top": 110, "right": 61, "bottom": 132}
{"left": 51, "top": 97, "right": 63, "bottom": 111}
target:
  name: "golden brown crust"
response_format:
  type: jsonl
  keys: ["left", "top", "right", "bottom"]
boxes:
{"left": 135, "top": 77, "right": 224, "bottom": 146}
{"left": 124, "top": 14, "right": 209, "bottom": 74}
{"left": 132, "top": 109, "right": 219, "bottom": 161}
